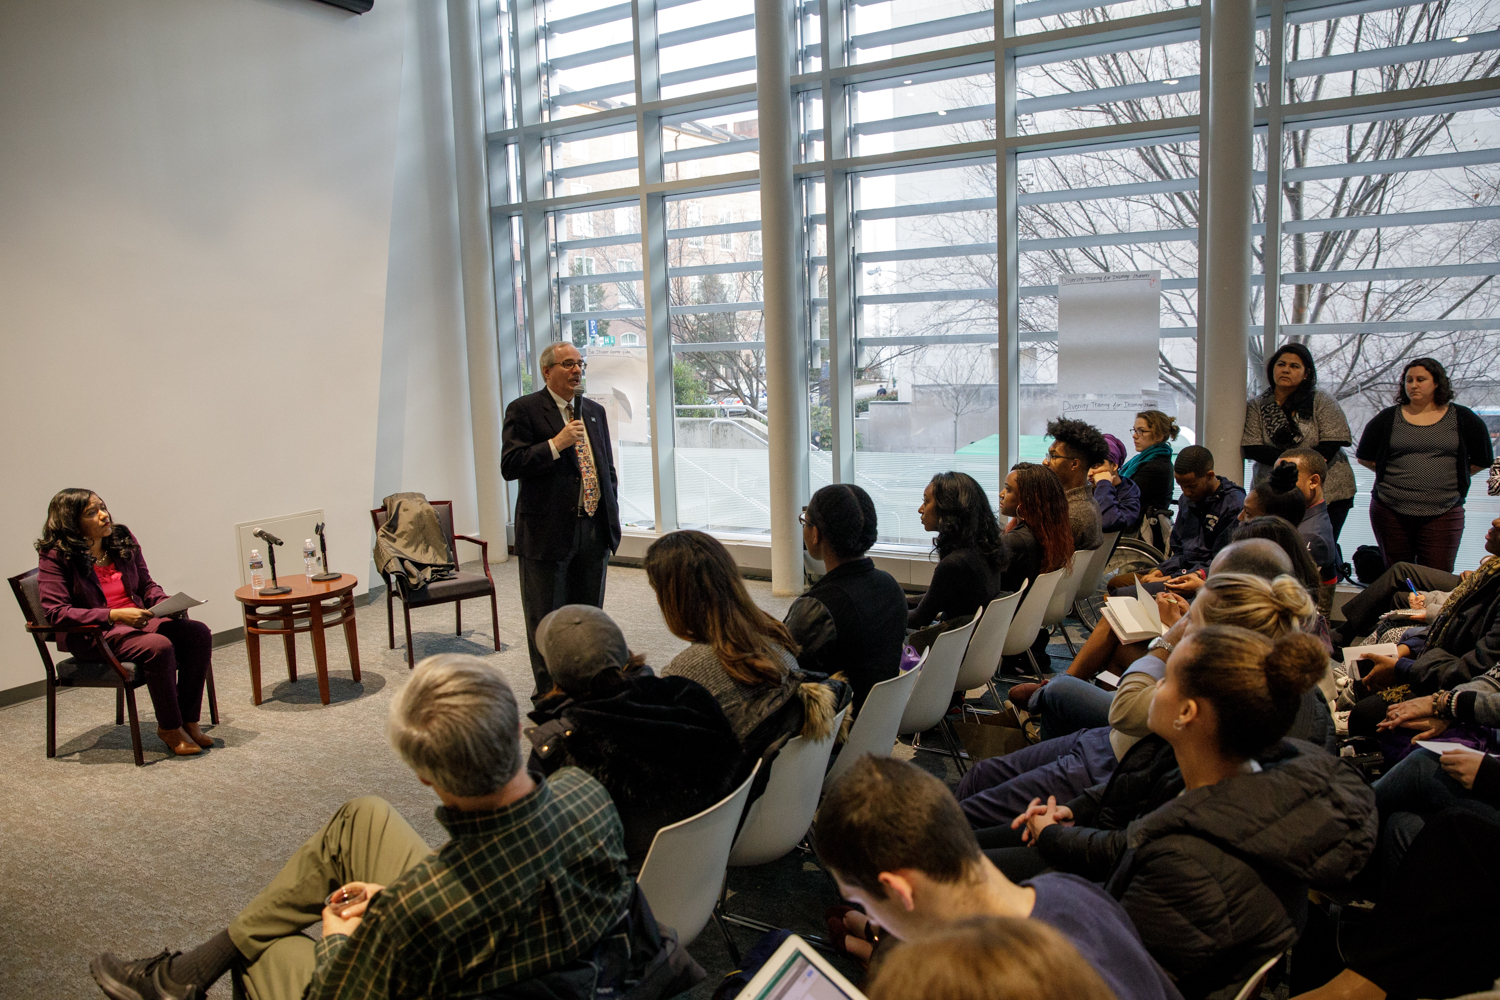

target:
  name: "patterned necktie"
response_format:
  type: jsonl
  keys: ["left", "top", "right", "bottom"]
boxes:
{"left": 567, "top": 403, "right": 600, "bottom": 517}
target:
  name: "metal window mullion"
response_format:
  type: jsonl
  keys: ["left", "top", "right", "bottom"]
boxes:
{"left": 1263, "top": 0, "right": 1284, "bottom": 371}
{"left": 998, "top": 0, "right": 1019, "bottom": 477}
{"left": 636, "top": 0, "right": 677, "bottom": 532}
{"left": 514, "top": 0, "right": 555, "bottom": 380}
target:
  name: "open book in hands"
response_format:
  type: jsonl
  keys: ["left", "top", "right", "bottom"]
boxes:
{"left": 1101, "top": 579, "right": 1167, "bottom": 644}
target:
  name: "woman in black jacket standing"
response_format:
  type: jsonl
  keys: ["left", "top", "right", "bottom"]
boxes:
{"left": 1356, "top": 357, "right": 1495, "bottom": 572}
{"left": 786, "top": 484, "right": 908, "bottom": 711}
{"left": 1018, "top": 625, "right": 1377, "bottom": 998}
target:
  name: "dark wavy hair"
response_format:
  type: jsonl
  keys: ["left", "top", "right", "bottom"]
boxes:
{"left": 643, "top": 530, "right": 799, "bottom": 686}
{"left": 35, "top": 488, "right": 135, "bottom": 568}
{"left": 1045, "top": 416, "right": 1109, "bottom": 466}
{"left": 1396, "top": 357, "right": 1455, "bottom": 406}
{"left": 1266, "top": 343, "right": 1318, "bottom": 418}
{"left": 926, "top": 472, "right": 1005, "bottom": 567}
{"left": 1232, "top": 515, "right": 1320, "bottom": 592}
{"left": 806, "top": 484, "right": 879, "bottom": 560}
{"left": 1008, "top": 463, "right": 1075, "bottom": 573}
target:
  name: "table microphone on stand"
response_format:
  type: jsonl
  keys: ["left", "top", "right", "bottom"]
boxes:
{"left": 311, "top": 522, "right": 341, "bottom": 582}
{"left": 253, "top": 529, "right": 292, "bottom": 595}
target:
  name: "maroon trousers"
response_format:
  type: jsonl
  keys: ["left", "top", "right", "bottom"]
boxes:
{"left": 74, "top": 618, "right": 212, "bottom": 730}
{"left": 1368, "top": 496, "right": 1467, "bottom": 573}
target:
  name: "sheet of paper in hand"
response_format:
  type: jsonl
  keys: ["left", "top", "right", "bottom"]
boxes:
{"left": 148, "top": 592, "right": 205, "bottom": 617}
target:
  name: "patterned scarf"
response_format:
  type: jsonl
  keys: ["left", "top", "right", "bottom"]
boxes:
{"left": 1119, "top": 441, "right": 1173, "bottom": 480}
{"left": 1427, "top": 556, "right": 1500, "bottom": 652}
{"left": 1257, "top": 387, "right": 1307, "bottom": 451}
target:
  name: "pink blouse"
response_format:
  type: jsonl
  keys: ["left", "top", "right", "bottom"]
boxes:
{"left": 93, "top": 564, "right": 137, "bottom": 611}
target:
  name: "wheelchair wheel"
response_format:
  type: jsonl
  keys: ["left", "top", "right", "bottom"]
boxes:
{"left": 1103, "top": 537, "right": 1165, "bottom": 584}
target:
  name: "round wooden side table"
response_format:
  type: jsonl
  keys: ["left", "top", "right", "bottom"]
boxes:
{"left": 232, "top": 574, "right": 361, "bottom": 706}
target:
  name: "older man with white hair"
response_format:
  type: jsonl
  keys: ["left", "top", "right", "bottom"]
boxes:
{"left": 89, "top": 654, "right": 659, "bottom": 1000}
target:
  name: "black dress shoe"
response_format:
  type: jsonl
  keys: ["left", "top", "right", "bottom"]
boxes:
{"left": 90, "top": 950, "right": 200, "bottom": 1000}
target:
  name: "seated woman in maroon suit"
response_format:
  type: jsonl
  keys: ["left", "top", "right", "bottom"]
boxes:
{"left": 36, "top": 488, "right": 214, "bottom": 757}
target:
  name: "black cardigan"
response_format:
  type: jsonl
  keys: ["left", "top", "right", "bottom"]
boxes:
{"left": 1127, "top": 454, "right": 1176, "bottom": 514}
{"left": 1355, "top": 404, "right": 1495, "bottom": 502}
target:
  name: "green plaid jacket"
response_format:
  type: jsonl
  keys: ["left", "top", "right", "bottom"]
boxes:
{"left": 308, "top": 768, "right": 631, "bottom": 999}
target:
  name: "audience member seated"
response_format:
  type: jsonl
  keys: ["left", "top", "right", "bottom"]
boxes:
{"left": 36, "top": 488, "right": 214, "bottom": 758}
{"left": 89, "top": 654, "right": 696, "bottom": 1000}
{"left": 907, "top": 472, "right": 1008, "bottom": 629}
{"left": 1091, "top": 433, "right": 1143, "bottom": 535}
{"left": 1012, "top": 626, "right": 1377, "bottom": 997}
{"left": 1044, "top": 416, "right": 1106, "bottom": 552}
{"left": 865, "top": 916, "right": 1121, "bottom": 1000}
{"left": 1346, "top": 515, "right": 1500, "bottom": 695}
{"left": 1106, "top": 446, "right": 1245, "bottom": 594}
{"left": 645, "top": 530, "right": 846, "bottom": 761}
{"left": 962, "top": 550, "right": 1311, "bottom": 829}
{"left": 1330, "top": 545, "right": 1495, "bottom": 648}
{"left": 996, "top": 463, "right": 1075, "bottom": 595}
{"left": 1371, "top": 663, "right": 1500, "bottom": 877}
{"left": 1241, "top": 462, "right": 1309, "bottom": 535}
{"left": 785, "top": 484, "right": 907, "bottom": 711}
{"left": 1277, "top": 447, "right": 1340, "bottom": 586}
{"left": 814, "top": 756, "right": 1183, "bottom": 1000}
{"left": 1289, "top": 810, "right": 1500, "bottom": 1000}
{"left": 1230, "top": 515, "right": 1327, "bottom": 601}
{"left": 524, "top": 605, "right": 743, "bottom": 864}
{"left": 1122, "top": 409, "right": 1180, "bottom": 517}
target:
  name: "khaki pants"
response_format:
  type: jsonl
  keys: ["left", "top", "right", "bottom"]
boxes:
{"left": 227, "top": 797, "right": 434, "bottom": 1000}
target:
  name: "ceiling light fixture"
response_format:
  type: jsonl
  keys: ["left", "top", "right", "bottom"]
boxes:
{"left": 903, "top": 79, "right": 914, "bottom": 84}
{"left": 937, "top": 109, "right": 948, "bottom": 115}
{"left": 1163, "top": 78, "right": 1180, "bottom": 85}
{"left": 1453, "top": 35, "right": 1470, "bottom": 42}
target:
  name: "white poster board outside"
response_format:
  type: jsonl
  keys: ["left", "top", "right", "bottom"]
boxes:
{"left": 582, "top": 346, "right": 649, "bottom": 460}
{"left": 1057, "top": 272, "right": 1167, "bottom": 446}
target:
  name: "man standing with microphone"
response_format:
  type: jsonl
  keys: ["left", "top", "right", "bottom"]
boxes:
{"left": 501, "top": 341, "right": 621, "bottom": 702}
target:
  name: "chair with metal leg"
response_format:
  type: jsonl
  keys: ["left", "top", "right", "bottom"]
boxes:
{"left": 899, "top": 615, "right": 979, "bottom": 761}
{"left": 1000, "top": 567, "right": 1065, "bottom": 679}
{"left": 823, "top": 663, "right": 922, "bottom": 794}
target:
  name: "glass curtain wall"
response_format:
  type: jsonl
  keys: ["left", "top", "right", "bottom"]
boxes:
{"left": 480, "top": 0, "right": 1500, "bottom": 555}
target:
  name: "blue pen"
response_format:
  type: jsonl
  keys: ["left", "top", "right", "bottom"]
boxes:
{"left": 1405, "top": 577, "right": 1419, "bottom": 595}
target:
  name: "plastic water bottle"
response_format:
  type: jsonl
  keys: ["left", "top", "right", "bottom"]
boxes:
{"left": 249, "top": 549, "right": 265, "bottom": 593}
{"left": 304, "top": 539, "right": 318, "bottom": 579}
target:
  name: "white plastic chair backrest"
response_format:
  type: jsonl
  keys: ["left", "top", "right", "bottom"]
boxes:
{"left": 954, "top": 587, "right": 1026, "bottom": 694}
{"left": 1075, "top": 531, "right": 1120, "bottom": 600}
{"left": 728, "top": 705, "right": 849, "bottom": 868}
{"left": 823, "top": 662, "right": 923, "bottom": 793}
{"left": 636, "top": 760, "right": 760, "bottom": 947}
{"left": 897, "top": 615, "right": 978, "bottom": 736}
{"left": 1042, "top": 549, "right": 1097, "bottom": 629}
{"left": 1229, "top": 952, "right": 1283, "bottom": 1000}
{"left": 1001, "top": 568, "right": 1065, "bottom": 656}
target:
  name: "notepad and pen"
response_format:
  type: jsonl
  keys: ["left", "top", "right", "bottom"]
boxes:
{"left": 1101, "top": 580, "right": 1167, "bottom": 644}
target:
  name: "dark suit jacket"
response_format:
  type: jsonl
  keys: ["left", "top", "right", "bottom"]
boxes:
{"left": 37, "top": 532, "right": 169, "bottom": 652}
{"left": 501, "top": 388, "right": 621, "bottom": 561}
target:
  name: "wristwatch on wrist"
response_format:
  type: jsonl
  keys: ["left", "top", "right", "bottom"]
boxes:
{"left": 1147, "top": 635, "right": 1175, "bottom": 656}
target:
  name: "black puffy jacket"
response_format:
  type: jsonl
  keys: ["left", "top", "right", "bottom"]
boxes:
{"left": 1038, "top": 737, "right": 1377, "bottom": 998}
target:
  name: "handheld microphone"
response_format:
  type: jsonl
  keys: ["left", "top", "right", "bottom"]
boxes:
{"left": 254, "top": 528, "right": 285, "bottom": 547}
{"left": 572, "top": 386, "right": 586, "bottom": 411}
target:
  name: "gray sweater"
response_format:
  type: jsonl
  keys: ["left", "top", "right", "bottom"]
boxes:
{"left": 1242, "top": 389, "right": 1356, "bottom": 503}
{"left": 660, "top": 641, "right": 799, "bottom": 741}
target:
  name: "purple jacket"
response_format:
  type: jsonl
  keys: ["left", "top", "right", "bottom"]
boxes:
{"left": 37, "top": 533, "right": 168, "bottom": 650}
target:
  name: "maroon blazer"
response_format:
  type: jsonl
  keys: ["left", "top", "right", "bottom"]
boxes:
{"left": 37, "top": 532, "right": 169, "bottom": 652}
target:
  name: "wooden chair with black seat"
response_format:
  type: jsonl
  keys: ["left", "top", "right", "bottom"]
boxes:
{"left": 8, "top": 568, "right": 219, "bottom": 766}
{"left": 369, "top": 500, "right": 500, "bottom": 668}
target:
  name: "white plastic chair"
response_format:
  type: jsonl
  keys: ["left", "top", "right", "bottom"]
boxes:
{"left": 728, "top": 704, "right": 850, "bottom": 868}
{"left": 957, "top": 587, "right": 1027, "bottom": 705}
{"left": 1041, "top": 548, "right": 1098, "bottom": 655}
{"left": 1000, "top": 567, "right": 1065, "bottom": 679}
{"left": 636, "top": 760, "right": 760, "bottom": 948}
{"left": 1074, "top": 531, "right": 1120, "bottom": 604}
{"left": 897, "top": 617, "right": 977, "bottom": 739}
{"left": 823, "top": 663, "right": 922, "bottom": 793}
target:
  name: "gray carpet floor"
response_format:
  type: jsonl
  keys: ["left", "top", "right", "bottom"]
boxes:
{"left": 0, "top": 560, "right": 912, "bottom": 999}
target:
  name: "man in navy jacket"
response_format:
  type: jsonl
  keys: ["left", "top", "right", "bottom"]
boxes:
{"left": 501, "top": 341, "right": 621, "bottom": 701}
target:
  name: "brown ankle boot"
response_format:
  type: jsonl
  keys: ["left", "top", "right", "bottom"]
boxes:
{"left": 183, "top": 722, "right": 213, "bottom": 749}
{"left": 157, "top": 727, "right": 202, "bottom": 756}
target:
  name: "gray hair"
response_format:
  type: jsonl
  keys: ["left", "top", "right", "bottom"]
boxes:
{"left": 387, "top": 654, "right": 521, "bottom": 797}
{"left": 538, "top": 341, "right": 572, "bottom": 370}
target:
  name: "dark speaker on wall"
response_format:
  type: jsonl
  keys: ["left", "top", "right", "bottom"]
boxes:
{"left": 314, "top": 0, "right": 374, "bottom": 11}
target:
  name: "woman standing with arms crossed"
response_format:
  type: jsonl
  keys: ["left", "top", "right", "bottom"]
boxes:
{"left": 36, "top": 489, "right": 214, "bottom": 756}
{"left": 1356, "top": 357, "right": 1495, "bottom": 572}
{"left": 1242, "top": 344, "right": 1358, "bottom": 540}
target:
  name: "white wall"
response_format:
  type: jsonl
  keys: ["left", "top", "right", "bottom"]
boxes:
{"left": 0, "top": 0, "right": 481, "bottom": 695}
